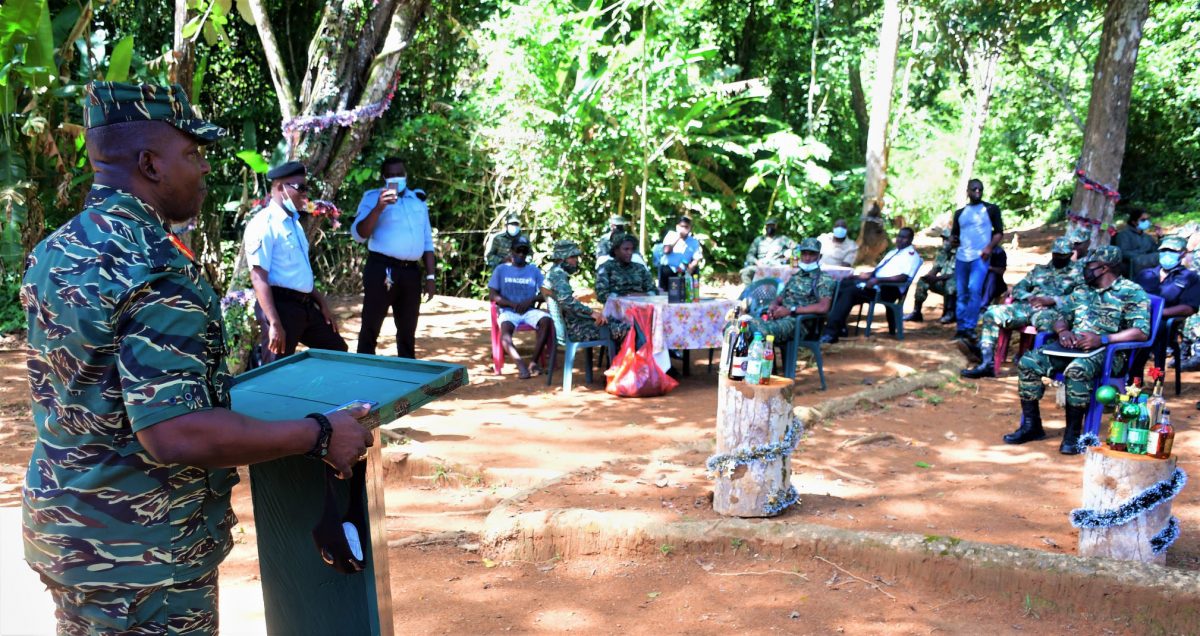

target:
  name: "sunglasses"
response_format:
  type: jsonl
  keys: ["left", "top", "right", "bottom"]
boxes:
{"left": 285, "top": 182, "right": 310, "bottom": 195}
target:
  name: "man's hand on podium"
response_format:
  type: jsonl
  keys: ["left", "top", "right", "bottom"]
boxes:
{"left": 325, "top": 402, "right": 375, "bottom": 479}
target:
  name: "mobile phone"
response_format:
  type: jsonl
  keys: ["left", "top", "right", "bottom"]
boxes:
{"left": 386, "top": 182, "right": 399, "bottom": 193}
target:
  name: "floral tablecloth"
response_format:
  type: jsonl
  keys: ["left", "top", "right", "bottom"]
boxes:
{"left": 603, "top": 295, "right": 737, "bottom": 365}
{"left": 753, "top": 264, "right": 854, "bottom": 286}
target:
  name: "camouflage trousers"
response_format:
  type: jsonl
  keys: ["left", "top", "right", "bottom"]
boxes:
{"left": 565, "top": 316, "right": 628, "bottom": 344}
{"left": 977, "top": 303, "right": 1061, "bottom": 352}
{"left": 744, "top": 315, "right": 816, "bottom": 344}
{"left": 1018, "top": 348, "right": 1126, "bottom": 409}
{"left": 912, "top": 277, "right": 955, "bottom": 308}
{"left": 1184, "top": 313, "right": 1200, "bottom": 344}
{"left": 47, "top": 569, "right": 218, "bottom": 636}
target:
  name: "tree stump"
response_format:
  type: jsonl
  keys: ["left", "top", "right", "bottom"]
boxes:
{"left": 712, "top": 375, "right": 797, "bottom": 517}
{"left": 1078, "top": 446, "right": 1177, "bottom": 565}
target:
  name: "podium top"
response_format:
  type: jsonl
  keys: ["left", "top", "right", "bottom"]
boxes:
{"left": 231, "top": 350, "right": 468, "bottom": 427}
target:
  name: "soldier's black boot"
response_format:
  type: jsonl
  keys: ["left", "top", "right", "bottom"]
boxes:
{"left": 939, "top": 296, "right": 957, "bottom": 324}
{"left": 1059, "top": 404, "right": 1086, "bottom": 455}
{"left": 903, "top": 304, "right": 924, "bottom": 322}
{"left": 1004, "top": 399, "right": 1047, "bottom": 444}
{"left": 960, "top": 346, "right": 995, "bottom": 378}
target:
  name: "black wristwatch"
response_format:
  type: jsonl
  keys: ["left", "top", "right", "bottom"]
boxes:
{"left": 305, "top": 412, "right": 333, "bottom": 459}
{"left": 789, "top": 306, "right": 798, "bottom": 315}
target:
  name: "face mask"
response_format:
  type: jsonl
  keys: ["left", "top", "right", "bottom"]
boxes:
{"left": 562, "top": 262, "right": 580, "bottom": 274}
{"left": 386, "top": 177, "right": 406, "bottom": 192}
{"left": 798, "top": 261, "right": 819, "bottom": 272}
{"left": 832, "top": 227, "right": 848, "bottom": 239}
{"left": 1084, "top": 265, "right": 1104, "bottom": 287}
{"left": 506, "top": 226, "right": 520, "bottom": 237}
{"left": 512, "top": 250, "right": 528, "bottom": 264}
{"left": 765, "top": 227, "right": 777, "bottom": 237}
{"left": 1160, "top": 252, "right": 1181, "bottom": 270}
{"left": 1051, "top": 256, "right": 1071, "bottom": 269}
{"left": 677, "top": 228, "right": 690, "bottom": 239}
{"left": 1137, "top": 219, "right": 1151, "bottom": 232}
{"left": 281, "top": 197, "right": 298, "bottom": 215}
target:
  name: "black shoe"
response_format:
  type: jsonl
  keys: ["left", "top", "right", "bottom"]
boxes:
{"left": 956, "top": 338, "right": 983, "bottom": 365}
{"left": 952, "top": 329, "right": 976, "bottom": 344}
{"left": 819, "top": 333, "right": 838, "bottom": 345}
{"left": 1059, "top": 404, "right": 1086, "bottom": 455}
{"left": 960, "top": 356, "right": 995, "bottom": 379}
{"left": 903, "top": 311, "right": 924, "bottom": 323}
{"left": 938, "top": 313, "right": 957, "bottom": 325}
{"left": 1004, "top": 399, "right": 1047, "bottom": 444}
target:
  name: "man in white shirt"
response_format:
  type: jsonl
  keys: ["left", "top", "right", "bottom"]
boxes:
{"left": 819, "top": 227, "right": 923, "bottom": 344}
{"left": 351, "top": 157, "right": 437, "bottom": 358}
{"left": 818, "top": 218, "right": 858, "bottom": 267}
{"left": 244, "top": 161, "right": 347, "bottom": 363}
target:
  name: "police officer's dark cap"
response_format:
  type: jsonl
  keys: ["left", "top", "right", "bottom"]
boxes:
{"left": 267, "top": 161, "right": 307, "bottom": 181}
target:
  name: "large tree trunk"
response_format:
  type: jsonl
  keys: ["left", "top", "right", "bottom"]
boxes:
{"left": 857, "top": 0, "right": 901, "bottom": 266}
{"left": 1069, "top": 0, "right": 1150, "bottom": 247}
{"left": 847, "top": 59, "right": 868, "bottom": 157}
{"left": 954, "top": 51, "right": 999, "bottom": 207}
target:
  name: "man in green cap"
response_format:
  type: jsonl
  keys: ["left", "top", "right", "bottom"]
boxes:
{"left": 595, "top": 214, "right": 645, "bottom": 269}
{"left": 744, "top": 237, "right": 835, "bottom": 346}
{"left": 961, "top": 236, "right": 1082, "bottom": 378}
{"left": 485, "top": 213, "right": 527, "bottom": 269}
{"left": 20, "top": 81, "right": 373, "bottom": 633}
{"left": 1129, "top": 234, "right": 1200, "bottom": 380}
{"left": 739, "top": 218, "right": 796, "bottom": 284}
{"left": 905, "top": 228, "right": 958, "bottom": 324}
{"left": 543, "top": 239, "right": 628, "bottom": 342}
{"left": 1010, "top": 246, "right": 1150, "bottom": 454}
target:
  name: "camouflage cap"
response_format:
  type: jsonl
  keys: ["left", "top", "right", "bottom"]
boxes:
{"left": 797, "top": 237, "right": 822, "bottom": 253}
{"left": 1067, "top": 227, "right": 1091, "bottom": 244}
{"left": 609, "top": 214, "right": 629, "bottom": 226}
{"left": 84, "top": 81, "right": 227, "bottom": 143}
{"left": 1051, "top": 238, "right": 1073, "bottom": 255}
{"left": 552, "top": 239, "right": 582, "bottom": 260}
{"left": 1159, "top": 235, "right": 1187, "bottom": 252}
{"left": 764, "top": 217, "right": 779, "bottom": 226}
{"left": 505, "top": 213, "right": 521, "bottom": 225}
{"left": 1085, "top": 245, "right": 1122, "bottom": 267}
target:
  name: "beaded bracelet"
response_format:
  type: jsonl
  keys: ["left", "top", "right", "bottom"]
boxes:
{"left": 305, "top": 413, "right": 333, "bottom": 459}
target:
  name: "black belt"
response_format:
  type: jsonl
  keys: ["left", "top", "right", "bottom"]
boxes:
{"left": 368, "top": 252, "right": 421, "bottom": 268}
{"left": 270, "top": 286, "right": 314, "bottom": 303}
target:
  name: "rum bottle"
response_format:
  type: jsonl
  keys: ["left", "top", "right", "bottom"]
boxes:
{"left": 728, "top": 317, "right": 751, "bottom": 381}
{"left": 1148, "top": 409, "right": 1175, "bottom": 460}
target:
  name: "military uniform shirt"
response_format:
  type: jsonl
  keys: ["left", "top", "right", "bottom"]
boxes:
{"left": 596, "top": 259, "right": 657, "bottom": 303}
{"left": 744, "top": 235, "right": 796, "bottom": 268}
{"left": 21, "top": 186, "right": 238, "bottom": 591}
{"left": 351, "top": 187, "right": 434, "bottom": 260}
{"left": 1010, "top": 263, "right": 1078, "bottom": 306}
{"left": 778, "top": 268, "right": 836, "bottom": 311}
{"left": 486, "top": 231, "right": 525, "bottom": 269}
{"left": 243, "top": 200, "right": 315, "bottom": 293}
{"left": 1060, "top": 277, "right": 1152, "bottom": 338}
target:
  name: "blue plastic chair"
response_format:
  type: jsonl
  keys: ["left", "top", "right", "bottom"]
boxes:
{"left": 858, "top": 258, "right": 924, "bottom": 340}
{"left": 543, "top": 296, "right": 615, "bottom": 393}
{"left": 738, "top": 277, "right": 782, "bottom": 316}
{"left": 783, "top": 282, "right": 839, "bottom": 391}
{"left": 1026, "top": 294, "right": 1164, "bottom": 436}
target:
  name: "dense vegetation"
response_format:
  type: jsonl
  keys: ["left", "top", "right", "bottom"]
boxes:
{"left": 2, "top": 0, "right": 1197, "bottom": 329}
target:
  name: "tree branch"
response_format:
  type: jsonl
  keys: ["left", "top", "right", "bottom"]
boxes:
{"left": 247, "top": 0, "right": 297, "bottom": 121}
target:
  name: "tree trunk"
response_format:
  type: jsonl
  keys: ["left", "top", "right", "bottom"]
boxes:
{"left": 1078, "top": 447, "right": 1175, "bottom": 565}
{"left": 847, "top": 58, "right": 868, "bottom": 157}
{"left": 247, "top": 0, "right": 297, "bottom": 121}
{"left": 954, "top": 51, "right": 999, "bottom": 207}
{"left": 713, "top": 375, "right": 796, "bottom": 518}
{"left": 803, "top": 0, "right": 820, "bottom": 135}
{"left": 1068, "top": 0, "right": 1150, "bottom": 247}
{"left": 856, "top": 0, "right": 901, "bottom": 266}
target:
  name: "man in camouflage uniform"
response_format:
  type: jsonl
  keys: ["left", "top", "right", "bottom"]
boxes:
{"left": 485, "top": 213, "right": 527, "bottom": 269}
{"left": 1009, "top": 246, "right": 1151, "bottom": 454}
{"left": 960, "top": 237, "right": 1081, "bottom": 378}
{"left": 596, "top": 233, "right": 658, "bottom": 303}
{"left": 21, "top": 81, "right": 371, "bottom": 634}
{"left": 904, "top": 228, "right": 957, "bottom": 324}
{"left": 595, "top": 214, "right": 645, "bottom": 269}
{"left": 739, "top": 218, "right": 796, "bottom": 284}
{"left": 1181, "top": 244, "right": 1200, "bottom": 370}
{"left": 745, "top": 238, "right": 835, "bottom": 344}
{"left": 542, "top": 240, "right": 629, "bottom": 342}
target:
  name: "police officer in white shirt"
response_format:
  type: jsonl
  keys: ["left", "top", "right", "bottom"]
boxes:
{"left": 819, "top": 227, "right": 923, "bottom": 343}
{"left": 244, "top": 161, "right": 348, "bottom": 363}
{"left": 351, "top": 157, "right": 436, "bottom": 358}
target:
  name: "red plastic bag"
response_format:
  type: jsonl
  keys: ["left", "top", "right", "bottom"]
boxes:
{"left": 605, "top": 304, "right": 679, "bottom": 397}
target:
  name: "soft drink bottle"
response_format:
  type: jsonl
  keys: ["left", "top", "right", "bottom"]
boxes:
{"left": 745, "top": 333, "right": 765, "bottom": 385}
{"left": 762, "top": 335, "right": 775, "bottom": 384}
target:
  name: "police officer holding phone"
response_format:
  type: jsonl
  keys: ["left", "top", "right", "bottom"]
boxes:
{"left": 352, "top": 157, "right": 436, "bottom": 358}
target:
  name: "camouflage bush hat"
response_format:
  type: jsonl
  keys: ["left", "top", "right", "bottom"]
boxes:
{"left": 1159, "top": 235, "right": 1187, "bottom": 252}
{"left": 1085, "top": 245, "right": 1122, "bottom": 266}
{"left": 765, "top": 217, "right": 779, "bottom": 226}
{"left": 609, "top": 214, "right": 629, "bottom": 226}
{"left": 1051, "top": 238, "right": 1073, "bottom": 255}
{"left": 85, "top": 81, "right": 227, "bottom": 143}
{"left": 505, "top": 213, "right": 521, "bottom": 225}
{"left": 1067, "top": 227, "right": 1091, "bottom": 244}
{"left": 797, "top": 237, "right": 822, "bottom": 253}
{"left": 552, "top": 239, "right": 582, "bottom": 260}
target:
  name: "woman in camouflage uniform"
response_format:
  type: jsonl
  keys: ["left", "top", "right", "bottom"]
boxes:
{"left": 595, "top": 233, "right": 658, "bottom": 303}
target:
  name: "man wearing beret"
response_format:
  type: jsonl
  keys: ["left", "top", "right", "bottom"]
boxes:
{"left": 904, "top": 228, "right": 958, "bottom": 324}
{"left": 351, "top": 157, "right": 437, "bottom": 358}
{"left": 1011, "top": 246, "right": 1150, "bottom": 454}
{"left": 744, "top": 238, "right": 834, "bottom": 345}
{"left": 740, "top": 218, "right": 796, "bottom": 285}
{"left": 595, "top": 214, "right": 645, "bottom": 270}
{"left": 244, "top": 161, "right": 349, "bottom": 362}
{"left": 1129, "top": 234, "right": 1200, "bottom": 380}
{"left": 21, "top": 81, "right": 371, "bottom": 634}
{"left": 485, "top": 213, "right": 527, "bottom": 269}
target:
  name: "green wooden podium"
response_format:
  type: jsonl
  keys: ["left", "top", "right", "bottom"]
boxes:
{"left": 231, "top": 350, "right": 467, "bottom": 636}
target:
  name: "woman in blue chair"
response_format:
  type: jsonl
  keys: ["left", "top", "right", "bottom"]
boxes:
{"left": 543, "top": 240, "right": 628, "bottom": 342}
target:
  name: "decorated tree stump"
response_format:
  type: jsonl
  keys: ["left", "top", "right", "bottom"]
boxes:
{"left": 709, "top": 375, "right": 800, "bottom": 517}
{"left": 1076, "top": 446, "right": 1183, "bottom": 565}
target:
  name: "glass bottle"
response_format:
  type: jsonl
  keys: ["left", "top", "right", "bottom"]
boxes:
{"left": 1148, "top": 409, "right": 1174, "bottom": 460}
{"left": 728, "top": 317, "right": 751, "bottom": 381}
{"left": 763, "top": 335, "right": 776, "bottom": 384}
{"left": 1106, "top": 395, "right": 1129, "bottom": 452}
{"left": 1146, "top": 378, "right": 1166, "bottom": 428}
{"left": 1125, "top": 398, "right": 1150, "bottom": 455}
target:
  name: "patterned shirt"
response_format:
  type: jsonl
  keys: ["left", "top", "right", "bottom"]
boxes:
{"left": 778, "top": 268, "right": 836, "bottom": 310}
{"left": 21, "top": 186, "right": 237, "bottom": 591}
{"left": 1060, "top": 277, "right": 1152, "bottom": 337}
{"left": 485, "top": 231, "right": 525, "bottom": 269}
{"left": 743, "top": 234, "right": 796, "bottom": 268}
{"left": 929, "top": 244, "right": 956, "bottom": 278}
{"left": 596, "top": 259, "right": 657, "bottom": 303}
{"left": 543, "top": 265, "right": 593, "bottom": 324}
{"left": 1010, "top": 262, "right": 1079, "bottom": 306}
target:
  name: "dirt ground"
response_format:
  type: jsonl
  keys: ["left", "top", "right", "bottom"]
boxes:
{"left": 1, "top": 221, "right": 1196, "bottom": 634}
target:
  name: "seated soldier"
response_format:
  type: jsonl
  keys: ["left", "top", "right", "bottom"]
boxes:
{"left": 740, "top": 218, "right": 796, "bottom": 285}
{"left": 1009, "top": 246, "right": 1150, "bottom": 454}
{"left": 744, "top": 238, "right": 834, "bottom": 344}
{"left": 489, "top": 236, "right": 552, "bottom": 379}
{"left": 598, "top": 233, "right": 659, "bottom": 303}
{"left": 960, "top": 237, "right": 1081, "bottom": 378}
{"left": 543, "top": 240, "right": 629, "bottom": 343}
{"left": 904, "top": 228, "right": 957, "bottom": 324}
{"left": 595, "top": 214, "right": 645, "bottom": 269}
{"left": 819, "top": 227, "right": 922, "bottom": 344}
{"left": 485, "top": 213, "right": 527, "bottom": 269}
{"left": 656, "top": 215, "right": 703, "bottom": 290}
{"left": 1129, "top": 235, "right": 1200, "bottom": 380}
